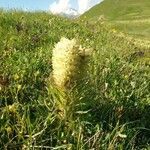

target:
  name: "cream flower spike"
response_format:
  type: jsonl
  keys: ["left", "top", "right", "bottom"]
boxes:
{"left": 52, "top": 37, "right": 91, "bottom": 89}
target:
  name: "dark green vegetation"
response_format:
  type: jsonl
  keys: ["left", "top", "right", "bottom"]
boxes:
{"left": 81, "top": 0, "right": 150, "bottom": 39}
{"left": 0, "top": 9, "right": 150, "bottom": 149}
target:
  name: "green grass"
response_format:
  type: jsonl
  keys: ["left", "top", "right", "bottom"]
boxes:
{"left": 0, "top": 10, "right": 150, "bottom": 149}
{"left": 81, "top": 0, "right": 150, "bottom": 20}
{"left": 81, "top": 0, "right": 150, "bottom": 40}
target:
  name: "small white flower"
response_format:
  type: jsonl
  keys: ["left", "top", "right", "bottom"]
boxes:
{"left": 117, "top": 132, "right": 127, "bottom": 138}
{"left": 130, "top": 81, "right": 136, "bottom": 88}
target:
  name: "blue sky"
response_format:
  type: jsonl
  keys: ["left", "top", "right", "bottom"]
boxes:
{"left": 0, "top": 0, "right": 58, "bottom": 11}
{"left": 0, "top": 0, "right": 102, "bottom": 14}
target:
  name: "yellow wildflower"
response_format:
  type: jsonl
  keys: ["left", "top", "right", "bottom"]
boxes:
{"left": 17, "top": 84, "right": 22, "bottom": 91}
{"left": 14, "top": 74, "right": 19, "bottom": 80}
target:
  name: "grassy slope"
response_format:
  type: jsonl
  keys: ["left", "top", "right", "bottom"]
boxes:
{"left": 0, "top": 10, "right": 150, "bottom": 149}
{"left": 81, "top": 0, "right": 150, "bottom": 39}
{"left": 82, "top": 0, "right": 150, "bottom": 20}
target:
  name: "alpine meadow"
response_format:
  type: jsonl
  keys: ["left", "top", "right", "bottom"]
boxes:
{"left": 0, "top": 0, "right": 150, "bottom": 149}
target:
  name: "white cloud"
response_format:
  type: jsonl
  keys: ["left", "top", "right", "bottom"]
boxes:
{"left": 49, "top": 0, "right": 70, "bottom": 14}
{"left": 49, "top": 0, "right": 103, "bottom": 15}
{"left": 78, "top": 0, "right": 102, "bottom": 14}
{"left": 77, "top": 0, "right": 90, "bottom": 14}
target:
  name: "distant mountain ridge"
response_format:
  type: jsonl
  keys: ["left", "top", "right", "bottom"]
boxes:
{"left": 50, "top": 7, "right": 79, "bottom": 18}
{"left": 61, "top": 8, "right": 79, "bottom": 18}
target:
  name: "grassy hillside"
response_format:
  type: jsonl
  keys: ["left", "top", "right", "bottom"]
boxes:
{"left": 81, "top": 0, "right": 150, "bottom": 39}
{"left": 82, "top": 0, "right": 150, "bottom": 20}
{"left": 0, "top": 10, "right": 150, "bottom": 149}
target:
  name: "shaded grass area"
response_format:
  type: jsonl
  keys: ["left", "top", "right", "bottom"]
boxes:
{"left": 0, "top": 10, "right": 150, "bottom": 149}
